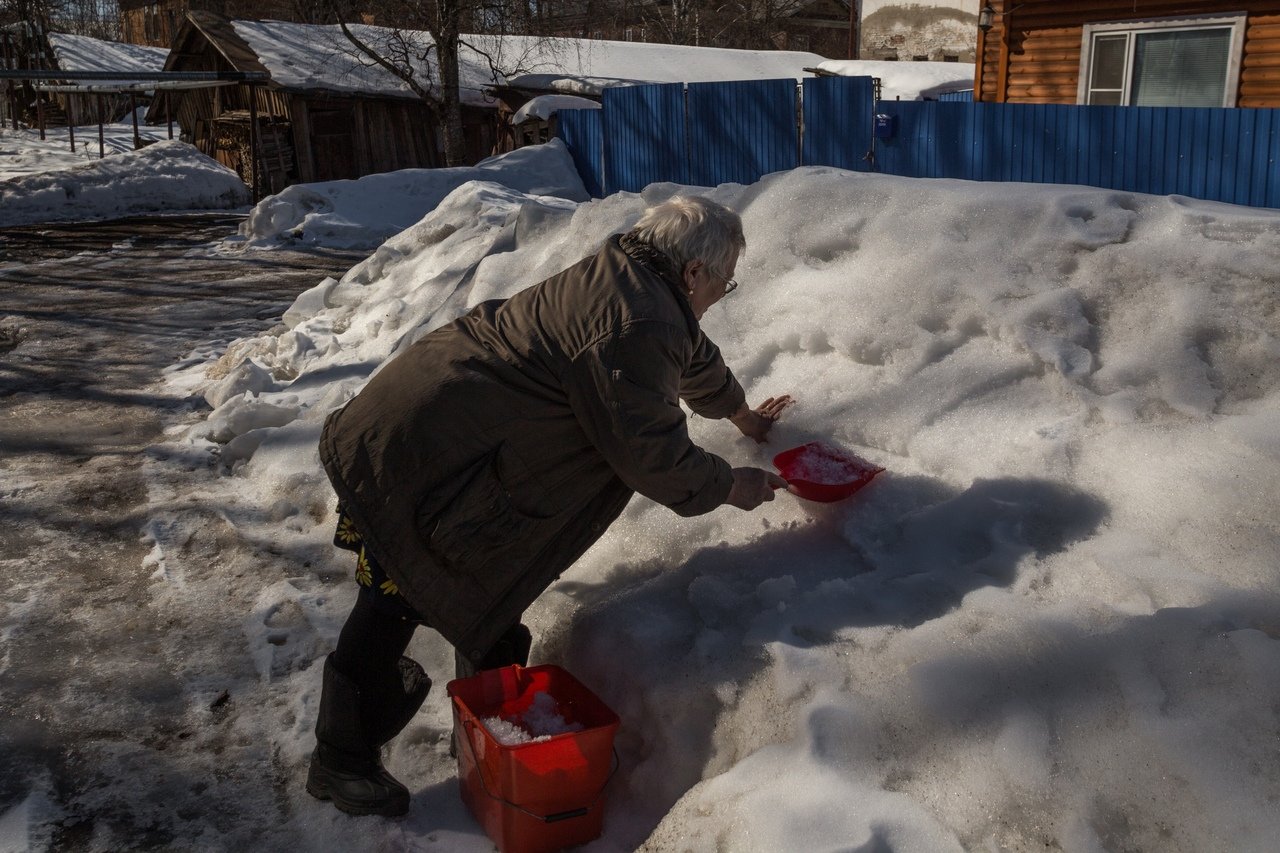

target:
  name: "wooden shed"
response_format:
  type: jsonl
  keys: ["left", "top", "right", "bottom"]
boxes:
{"left": 153, "top": 11, "right": 497, "bottom": 195}
{"left": 975, "top": 0, "right": 1280, "bottom": 107}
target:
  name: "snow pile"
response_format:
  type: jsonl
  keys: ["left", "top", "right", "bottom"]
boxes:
{"left": 0, "top": 139, "right": 249, "bottom": 227}
{"left": 233, "top": 140, "right": 589, "bottom": 250}
{"left": 816, "top": 58, "right": 975, "bottom": 100}
{"left": 158, "top": 170, "right": 1280, "bottom": 850}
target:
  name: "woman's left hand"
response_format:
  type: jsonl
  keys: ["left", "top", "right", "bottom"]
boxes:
{"left": 729, "top": 395, "right": 794, "bottom": 443}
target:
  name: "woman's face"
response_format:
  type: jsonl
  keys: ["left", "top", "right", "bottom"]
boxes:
{"left": 684, "top": 249, "right": 739, "bottom": 321}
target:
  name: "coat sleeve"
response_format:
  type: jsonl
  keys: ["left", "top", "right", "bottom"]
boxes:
{"left": 680, "top": 329, "right": 747, "bottom": 419}
{"left": 564, "top": 320, "right": 733, "bottom": 517}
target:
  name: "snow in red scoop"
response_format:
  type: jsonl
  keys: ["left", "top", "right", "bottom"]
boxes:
{"left": 773, "top": 442, "right": 884, "bottom": 502}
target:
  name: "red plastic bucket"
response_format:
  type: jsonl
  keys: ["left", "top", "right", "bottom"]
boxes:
{"left": 773, "top": 441, "right": 884, "bottom": 502}
{"left": 446, "top": 665, "right": 620, "bottom": 853}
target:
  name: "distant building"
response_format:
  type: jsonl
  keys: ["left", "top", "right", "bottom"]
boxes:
{"left": 859, "top": 0, "right": 979, "bottom": 62}
{"left": 537, "top": 0, "right": 854, "bottom": 59}
{"left": 975, "top": 0, "right": 1280, "bottom": 107}
{"left": 117, "top": 1, "right": 305, "bottom": 48}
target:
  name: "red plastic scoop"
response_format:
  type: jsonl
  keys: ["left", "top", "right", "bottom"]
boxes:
{"left": 773, "top": 441, "right": 884, "bottom": 503}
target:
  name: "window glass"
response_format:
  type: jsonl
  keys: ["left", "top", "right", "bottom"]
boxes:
{"left": 1091, "top": 34, "right": 1128, "bottom": 91}
{"left": 1131, "top": 28, "right": 1231, "bottom": 107}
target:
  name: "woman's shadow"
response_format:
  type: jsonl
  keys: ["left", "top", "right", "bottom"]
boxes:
{"left": 542, "top": 473, "right": 1109, "bottom": 849}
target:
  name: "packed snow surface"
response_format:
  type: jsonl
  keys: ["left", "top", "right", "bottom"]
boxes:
{"left": 16, "top": 152, "right": 1274, "bottom": 850}
{"left": 151, "top": 163, "right": 1280, "bottom": 851}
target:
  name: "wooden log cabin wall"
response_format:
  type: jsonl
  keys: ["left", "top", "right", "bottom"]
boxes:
{"left": 154, "top": 12, "right": 495, "bottom": 195}
{"left": 976, "top": 0, "right": 1280, "bottom": 107}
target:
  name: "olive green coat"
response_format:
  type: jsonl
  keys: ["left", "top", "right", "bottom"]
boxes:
{"left": 318, "top": 234, "right": 746, "bottom": 661}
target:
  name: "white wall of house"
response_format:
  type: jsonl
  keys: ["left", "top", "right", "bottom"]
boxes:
{"left": 860, "top": 0, "right": 980, "bottom": 62}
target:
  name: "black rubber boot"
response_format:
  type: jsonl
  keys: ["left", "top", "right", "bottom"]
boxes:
{"left": 306, "top": 654, "right": 431, "bottom": 817}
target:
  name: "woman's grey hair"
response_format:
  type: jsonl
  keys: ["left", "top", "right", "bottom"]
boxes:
{"left": 629, "top": 195, "right": 746, "bottom": 278}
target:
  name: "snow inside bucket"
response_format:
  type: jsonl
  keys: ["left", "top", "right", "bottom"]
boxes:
{"left": 773, "top": 441, "right": 885, "bottom": 503}
{"left": 446, "top": 664, "right": 620, "bottom": 853}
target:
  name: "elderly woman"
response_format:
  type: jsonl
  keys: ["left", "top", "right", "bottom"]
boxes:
{"left": 306, "top": 195, "right": 792, "bottom": 817}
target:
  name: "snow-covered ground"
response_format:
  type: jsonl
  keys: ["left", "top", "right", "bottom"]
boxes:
{"left": 0, "top": 133, "right": 248, "bottom": 227}
{"left": 117, "top": 158, "right": 1280, "bottom": 851}
{"left": 0, "top": 118, "right": 171, "bottom": 180}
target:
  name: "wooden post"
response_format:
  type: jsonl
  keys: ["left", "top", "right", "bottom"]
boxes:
{"left": 37, "top": 94, "right": 45, "bottom": 140}
{"left": 129, "top": 92, "right": 140, "bottom": 148}
{"left": 166, "top": 90, "right": 173, "bottom": 139}
{"left": 96, "top": 93, "right": 104, "bottom": 158}
{"left": 2, "top": 34, "right": 17, "bottom": 130}
{"left": 996, "top": 26, "right": 1011, "bottom": 103}
{"left": 975, "top": 18, "right": 987, "bottom": 102}
{"left": 247, "top": 83, "right": 260, "bottom": 203}
{"left": 995, "top": 0, "right": 1012, "bottom": 104}
{"left": 68, "top": 102, "right": 75, "bottom": 151}
{"left": 846, "top": 0, "right": 859, "bottom": 60}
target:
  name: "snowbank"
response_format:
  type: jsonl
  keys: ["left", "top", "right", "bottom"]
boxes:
{"left": 0, "top": 139, "right": 249, "bottom": 227}
{"left": 158, "top": 171, "right": 1280, "bottom": 851}
{"left": 233, "top": 140, "right": 589, "bottom": 250}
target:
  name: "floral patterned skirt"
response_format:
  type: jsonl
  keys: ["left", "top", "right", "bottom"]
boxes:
{"left": 334, "top": 507, "right": 424, "bottom": 623}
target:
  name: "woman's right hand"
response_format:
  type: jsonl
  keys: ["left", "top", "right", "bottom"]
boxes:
{"left": 726, "top": 467, "right": 790, "bottom": 510}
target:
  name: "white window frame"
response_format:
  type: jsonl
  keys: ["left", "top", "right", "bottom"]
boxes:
{"left": 1076, "top": 14, "right": 1246, "bottom": 108}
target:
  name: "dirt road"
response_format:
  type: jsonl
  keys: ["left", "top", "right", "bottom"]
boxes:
{"left": 0, "top": 216, "right": 360, "bottom": 848}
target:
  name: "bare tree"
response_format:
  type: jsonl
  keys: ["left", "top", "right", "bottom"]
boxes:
{"left": 1, "top": 0, "right": 119, "bottom": 38}
{"left": 324, "top": 0, "right": 574, "bottom": 166}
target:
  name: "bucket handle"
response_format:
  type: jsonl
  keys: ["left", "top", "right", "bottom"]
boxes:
{"left": 460, "top": 719, "right": 620, "bottom": 823}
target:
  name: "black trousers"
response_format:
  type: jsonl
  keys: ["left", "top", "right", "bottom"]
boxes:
{"left": 330, "top": 509, "right": 530, "bottom": 689}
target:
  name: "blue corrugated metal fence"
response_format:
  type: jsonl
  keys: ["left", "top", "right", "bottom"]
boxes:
{"left": 556, "top": 76, "right": 1280, "bottom": 209}
{"left": 555, "top": 108, "right": 603, "bottom": 198}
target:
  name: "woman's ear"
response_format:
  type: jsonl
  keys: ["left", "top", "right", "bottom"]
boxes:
{"left": 682, "top": 259, "right": 702, "bottom": 293}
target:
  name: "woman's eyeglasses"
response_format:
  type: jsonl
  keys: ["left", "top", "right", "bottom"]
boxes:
{"left": 710, "top": 269, "right": 738, "bottom": 295}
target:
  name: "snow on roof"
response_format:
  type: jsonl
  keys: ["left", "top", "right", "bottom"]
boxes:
{"left": 501, "top": 36, "right": 826, "bottom": 96}
{"left": 230, "top": 20, "right": 825, "bottom": 105}
{"left": 816, "top": 58, "right": 975, "bottom": 100}
{"left": 46, "top": 32, "right": 168, "bottom": 76}
{"left": 233, "top": 20, "right": 511, "bottom": 106}
{"left": 511, "top": 94, "right": 600, "bottom": 124}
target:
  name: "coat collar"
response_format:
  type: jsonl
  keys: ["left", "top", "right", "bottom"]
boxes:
{"left": 614, "top": 232, "right": 701, "bottom": 335}
{"left": 617, "top": 232, "right": 684, "bottom": 292}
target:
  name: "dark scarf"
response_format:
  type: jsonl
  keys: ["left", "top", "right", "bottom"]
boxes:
{"left": 618, "top": 232, "right": 684, "bottom": 291}
{"left": 616, "top": 231, "right": 700, "bottom": 334}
